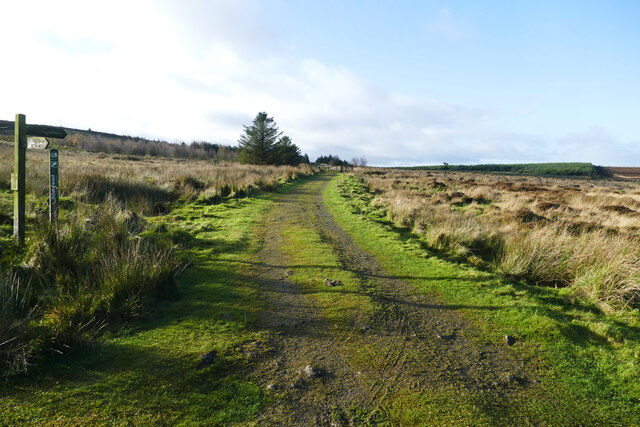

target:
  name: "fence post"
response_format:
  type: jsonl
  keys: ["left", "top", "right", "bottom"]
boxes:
{"left": 12, "top": 114, "right": 26, "bottom": 245}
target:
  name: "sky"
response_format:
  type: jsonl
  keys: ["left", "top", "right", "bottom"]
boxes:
{"left": 1, "top": 0, "right": 639, "bottom": 166}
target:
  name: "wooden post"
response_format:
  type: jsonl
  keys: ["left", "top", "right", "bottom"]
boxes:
{"left": 49, "top": 149, "right": 59, "bottom": 222}
{"left": 12, "top": 114, "right": 26, "bottom": 244}
{"left": 6, "top": 115, "right": 65, "bottom": 242}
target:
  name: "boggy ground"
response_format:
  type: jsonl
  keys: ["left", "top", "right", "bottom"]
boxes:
{"left": 245, "top": 174, "right": 547, "bottom": 425}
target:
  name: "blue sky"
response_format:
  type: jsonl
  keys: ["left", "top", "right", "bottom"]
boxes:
{"left": 1, "top": 1, "right": 639, "bottom": 165}
{"left": 272, "top": 1, "right": 640, "bottom": 136}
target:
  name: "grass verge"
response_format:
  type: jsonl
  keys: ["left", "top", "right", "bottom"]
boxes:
{"left": 1, "top": 198, "right": 183, "bottom": 377}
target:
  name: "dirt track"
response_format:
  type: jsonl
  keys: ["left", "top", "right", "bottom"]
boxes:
{"left": 247, "top": 174, "right": 540, "bottom": 425}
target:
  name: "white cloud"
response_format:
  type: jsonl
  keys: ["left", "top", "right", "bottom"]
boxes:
{"left": 0, "top": 1, "right": 634, "bottom": 166}
{"left": 555, "top": 127, "right": 640, "bottom": 165}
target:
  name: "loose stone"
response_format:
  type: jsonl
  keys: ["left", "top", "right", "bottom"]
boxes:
{"left": 304, "top": 365, "right": 321, "bottom": 378}
{"left": 323, "top": 278, "right": 342, "bottom": 287}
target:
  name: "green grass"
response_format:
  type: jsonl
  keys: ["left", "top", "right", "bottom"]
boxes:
{"left": 405, "top": 162, "right": 598, "bottom": 176}
{"left": 325, "top": 174, "right": 640, "bottom": 424}
{"left": 0, "top": 181, "right": 315, "bottom": 424}
{"left": 280, "top": 223, "right": 375, "bottom": 326}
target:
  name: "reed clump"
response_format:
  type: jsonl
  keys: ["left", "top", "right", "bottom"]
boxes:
{"left": 0, "top": 198, "right": 183, "bottom": 377}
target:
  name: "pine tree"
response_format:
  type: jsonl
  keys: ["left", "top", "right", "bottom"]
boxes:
{"left": 275, "top": 135, "right": 302, "bottom": 165}
{"left": 238, "top": 112, "right": 281, "bottom": 164}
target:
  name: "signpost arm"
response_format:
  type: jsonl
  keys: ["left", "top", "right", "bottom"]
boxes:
{"left": 0, "top": 119, "right": 67, "bottom": 139}
{"left": 13, "top": 114, "right": 26, "bottom": 244}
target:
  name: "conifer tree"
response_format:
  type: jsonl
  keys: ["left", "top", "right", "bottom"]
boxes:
{"left": 275, "top": 135, "right": 302, "bottom": 165}
{"left": 238, "top": 112, "right": 281, "bottom": 164}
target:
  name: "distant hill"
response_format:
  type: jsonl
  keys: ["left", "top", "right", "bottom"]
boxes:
{"left": 0, "top": 121, "right": 236, "bottom": 161}
{"left": 59, "top": 127, "right": 237, "bottom": 161}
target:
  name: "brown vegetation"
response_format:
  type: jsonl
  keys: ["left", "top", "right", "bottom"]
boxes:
{"left": 59, "top": 130, "right": 237, "bottom": 161}
{"left": 602, "top": 167, "right": 640, "bottom": 180}
{"left": 0, "top": 141, "right": 315, "bottom": 215}
{"left": 356, "top": 169, "right": 640, "bottom": 312}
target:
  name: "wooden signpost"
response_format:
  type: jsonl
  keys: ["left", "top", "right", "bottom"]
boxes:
{"left": 7, "top": 114, "right": 66, "bottom": 244}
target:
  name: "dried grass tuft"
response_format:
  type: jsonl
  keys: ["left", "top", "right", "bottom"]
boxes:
{"left": 358, "top": 168, "right": 640, "bottom": 311}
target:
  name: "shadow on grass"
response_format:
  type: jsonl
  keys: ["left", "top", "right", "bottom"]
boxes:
{"left": 0, "top": 235, "right": 269, "bottom": 423}
{"left": 0, "top": 338, "right": 266, "bottom": 425}
{"left": 397, "top": 228, "right": 623, "bottom": 349}
{"left": 207, "top": 237, "right": 627, "bottom": 352}
{"left": 214, "top": 258, "right": 493, "bottom": 283}
{"left": 335, "top": 178, "right": 640, "bottom": 352}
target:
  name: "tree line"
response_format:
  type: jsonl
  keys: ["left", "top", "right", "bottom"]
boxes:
{"left": 408, "top": 162, "right": 596, "bottom": 176}
{"left": 53, "top": 112, "right": 365, "bottom": 167}
{"left": 314, "top": 154, "right": 367, "bottom": 167}
{"left": 60, "top": 131, "right": 237, "bottom": 161}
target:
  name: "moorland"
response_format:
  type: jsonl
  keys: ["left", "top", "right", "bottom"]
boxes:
{"left": 1, "top": 140, "right": 639, "bottom": 425}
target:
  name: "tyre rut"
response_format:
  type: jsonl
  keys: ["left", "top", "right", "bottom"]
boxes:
{"left": 248, "top": 175, "right": 540, "bottom": 425}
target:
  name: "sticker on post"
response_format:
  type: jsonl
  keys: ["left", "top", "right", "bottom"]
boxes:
{"left": 49, "top": 149, "right": 59, "bottom": 222}
{"left": 27, "top": 137, "right": 49, "bottom": 150}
